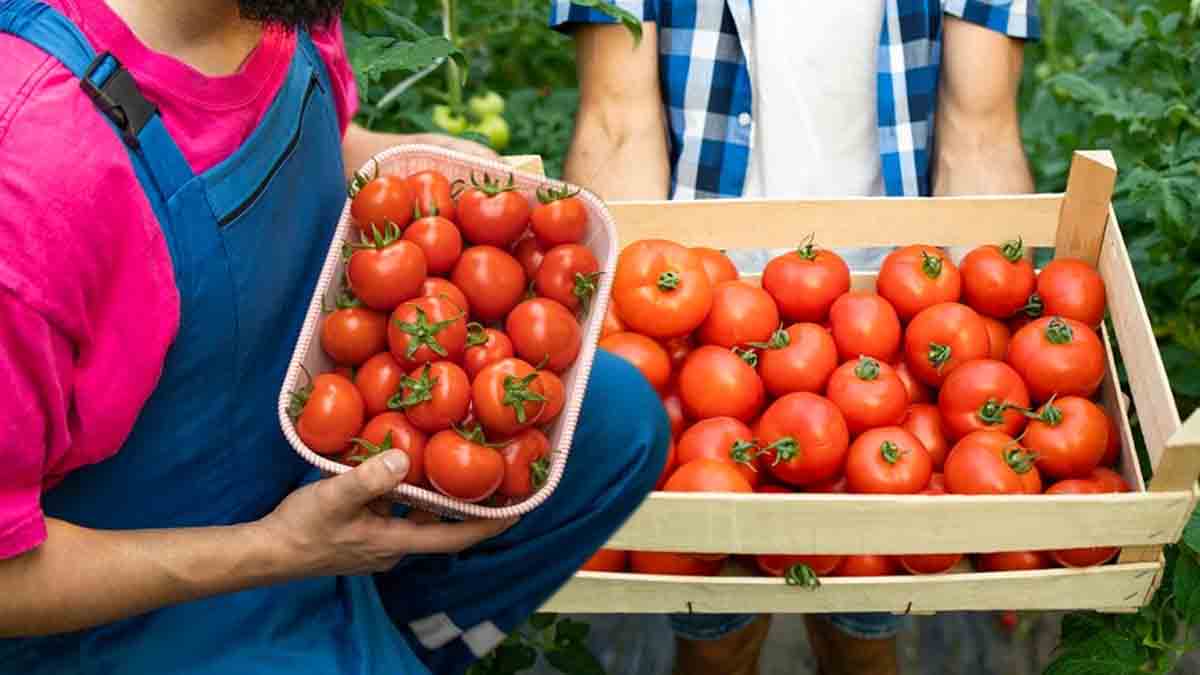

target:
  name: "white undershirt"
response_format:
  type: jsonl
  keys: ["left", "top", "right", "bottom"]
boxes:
{"left": 741, "top": 2, "right": 886, "bottom": 199}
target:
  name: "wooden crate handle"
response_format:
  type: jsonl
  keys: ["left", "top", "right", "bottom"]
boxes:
{"left": 502, "top": 154, "right": 545, "bottom": 176}
{"left": 1056, "top": 150, "right": 1117, "bottom": 265}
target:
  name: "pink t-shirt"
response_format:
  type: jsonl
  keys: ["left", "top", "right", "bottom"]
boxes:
{"left": 0, "top": 0, "right": 358, "bottom": 559}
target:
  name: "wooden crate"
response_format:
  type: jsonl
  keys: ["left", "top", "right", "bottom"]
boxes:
{"left": 508, "top": 151, "right": 1200, "bottom": 614}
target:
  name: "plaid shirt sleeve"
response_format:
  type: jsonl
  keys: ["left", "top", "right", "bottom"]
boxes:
{"left": 941, "top": 0, "right": 1041, "bottom": 39}
{"left": 549, "top": 1, "right": 656, "bottom": 29}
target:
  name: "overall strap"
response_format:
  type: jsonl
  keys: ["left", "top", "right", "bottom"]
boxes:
{"left": 0, "top": 0, "right": 194, "bottom": 218}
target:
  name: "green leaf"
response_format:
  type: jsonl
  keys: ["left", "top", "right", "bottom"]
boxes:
{"left": 1048, "top": 612, "right": 1146, "bottom": 675}
{"left": 1066, "top": 0, "right": 1139, "bottom": 49}
{"left": 554, "top": 617, "right": 590, "bottom": 646}
{"left": 1183, "top": 505, "right": 1200, "bottom": 553}
{"left": 1184, "top": 276, "right": 1200, "bottom": 303}
{"left": 544, "top": 644, "right": 605, "bottom": 675}
{"left": 1174, "top": 549, "right": 1200, "bottom": 623}
{"left": 529, "top": 613, "right": 557, "bottom": 630}
{"left": 492, "top": 642, "right": 538, "bottom": 673}
{"left": 569, "top": 0, "right": 644, "bottom": 46}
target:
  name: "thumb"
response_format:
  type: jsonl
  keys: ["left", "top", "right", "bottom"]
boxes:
{"left": 326, "top": 450, "right": 409, "bottom": 512}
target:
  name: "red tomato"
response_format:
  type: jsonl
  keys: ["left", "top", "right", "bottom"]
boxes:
{"left": 405, "top": 169, "right": 456, "bottom": 222}
{"left": 959, "top": 240, "right": 1036, "bottom": 319}
{"left": 663, "top": 457, "right": 753, "bottom": 493}
{"left": 1007, "top": 317, "right": 1105, "bottom": 402}
{"left": 387, "top": 296, "right": 467, "bottom": 368}
{"left": 834, "top": 555, "right": 898, "bottom": 577}
{"left": 581, "top": 549, "right": 629, "bottom": 573}
{"left": 343, "top": 412, "right": 427, "bottom": 486}
{"left": 899, "top": 484, "right": 963, "bottom": 574}
{"left": 452, "top": 245, "right": 527, "bottom": 322}
{"left": 321, "top": 306, "right": 389, "bottom": 366}
{"left": 513, "top": 235, "right": 547, "bottom": 278}
{"left": 472, "top": 358, "right": 546, "bottom": 437}
{"left": 806, "top": 475, "right": 847, "bottom": 493}
{"left": 535, "top": 244, "right": 601, "bottom": 312}
{"left": 697, "top": 281, "right": 780, "bottom": 348}
{"left": 498, "top": 428, "right": 551, "bottom": 499}
{"left": 348, "top": 234, "right": 427, "bottom": 311}
{"left": 600, "top": 332, "right": 672, "bottom": 392}
{"left": 943, "top": 431, "right": 1038, "bottom": 495}
{"left": 507, "top": 298, "right": 582, "bottom": 373}
{"left": 691, "top": 247, "right": 739, "bottom": 286}
{"left": 927, "top": 472, "right": 946, "bottom": 492}
{"left": 893, "top": 361, "right": 932, "bottom": 405}
{"left": 420, "top": 277, "right": 469, "bottom": 314}
{"left": 876, "top": 245, "right": 962, "bottom": 321}
{"left": 826, "top": 357, "right": 908, "bottom": 436}
{"left": 1091, "top": 467, "right": 1131, "bottom": 493}
{"left": 903, "top": 302, "right": 990, "bottom": 387}
{"left": 660, "top": 335, "right": 693, "bottom": 372}
{"left": 1100, "top": 412, "right": 1121, "bottom": 467}
{"left": 937, "top": 359, "right": 1031, "bottom": 441}
{"left": 677, "top": 346, "right": 765, "bottom": 422}
{"left": 601, "top": 302, "right": 626, "bottom": 339}
{"left": 355, "top": 352, "right": 405, "bottom": 418}
{"left": 425, "top": 426, "right": 506, "bottom": 502}
{"left": 1023, "top": 396, "right": 1109, "bottom": 479}
{"left": 531, "top": 187, "right": 587, "bottom": 247}
{"left": 662, "top": 388, "right": 688, "bottom": 439}
{"left": 333, "top": 366, "right": 355, "bottom": 380}
{"left": 676, "top": 417, "right": 761, "bottom": 488}
{"left": 613, "top": 239, "right": 714, "bottom": 338}
{"left": 755, "top": 324, "right": 839, "bottom": 397}
{"left": 982, "top": 316, "right": 1011, "bottom": 361}
{"left": 901, "top": 404, "right": 950, "bottom": 470}
{"left": 845, "top": 427, "right": 933, "bottom": 494}
{"left": 464, "top": 325, "right": 514, "bottom": 380}
{"left": 403, "top": 214, "right": 462, "bottom": 276}
{"left": 828, "top": 291, "right": 902, "bottom": 363}
{"left": 1037, "top": 258, "right": 1107, "bottom": 327}
{"left": 351, "top": 174, "right": 414, "bottom": 234}
{"left": 757, "top": 392, "right": 850, "bottom": 487}
{"left": 1046, "top": 479, "right": 1119, "bottom": 567}
{"left": 392, "top": 361, "right": 471, "bottom": 433}
{"left": 755, "top": 554, "right": 843, "bottom": 578}
{"left": 294, "top": 373, "right": 365, "bottom": 455}
{"left": 762, "top": 242, "right": 851, "bottom": 323}
{"left": 975, "top": 551, "right": 1050, "bottom": 572}
{"left": 535, "top": 370, "right": 566, "bottom": 426}
{"left": 630, "top": 551, "right": 723, "bottom": 576}
{"left": 457, "top": 173, "right": 532, "bottom": 248}
{"left": 656, "top": 439, "right": 678, "bottom": 490}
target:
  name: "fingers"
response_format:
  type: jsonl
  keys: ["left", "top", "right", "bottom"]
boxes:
{"left": 381, "top": 516, "right": 519, "bottom": 555}
{"left": 321, "top": 450, "right": 409, "bottom": 514}
{"left": 419, "top": 133, "right": 499, "bottom": 159}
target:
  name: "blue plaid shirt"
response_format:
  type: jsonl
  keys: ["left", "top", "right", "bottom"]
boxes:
{"left": 551, "top": 1, "right": 1039, "bottom": 199}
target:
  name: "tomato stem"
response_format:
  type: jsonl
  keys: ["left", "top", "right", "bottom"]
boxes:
{"left": 345, "top": 159, "right": 378, "bottom": 199}
{"left": 345, "top": 430, "right": 396, "bottom": 465}
{"left": 501, "top": 372, "right": 546, "bottom": 424}
{"left": 469, "top": 171, "right": 519, "bottom": 197}
{"left": 927, "top": 343, "right": 951, "bottom": 372}
{"left": 977, "top": 399, "right": 1009, "bottom": 426}
{"left": 765, "top": 437, "right": 800, "bottom": 465}
{"left": 784, "top": 564, "right": 821, "bottom": 589}
{"left": 730, "top": 440, "right": 759, "bottom": 467}
{"left": 572, "top": 272, "right": 601, "bottom": 311}
{"left": 287, "top": 366, "right": 315, "bottom": 420}
{"left": 393, "top": 306, "right": 462, "bottom": 359}
{"left": 536, "top": 183, "right": 580, "bottom": 205}
{"left": 920, "top": 251, "right": 944, "bottom": 279}
{"left": 1026, "top": 395, "right": 1063, "bottom": 426}
{"left": 1001, "top": 237, "right": 1025, "bottom": 263}
{"left": 1044, "top": 317, "right": 1074, "bottom": 344}
{"left": 466, "top": 322, "right": 490, "bottom": 347}
{"left": 389, "top": 364, "right": 438, "bottom": 410}
{"left": 336, "top": 287, "right": 362, "bottom": 310}
{"left": 1003, "top": 446, "right": 1039, "bottom": 474}
{"left": 1023, "top": 292, "right": 1044, "bottom": 318}
{"left": 880, "top": 440, "right": 906, "bottom": 464}
{"left": 732, "top": 346, "right": 759, "bottom": 368}
{"left": 854, "top": 356, "right": 881, "bottom": 381}
{"left": 748, "top": 326, "right": 790, "bottom": 351}
{"left": 794, "top": 233, "right": 819, "bottom": 261}
{"left": 530, "top": 457, "right": 550, "bottom": 490}
{"left": 657, "top": 271, "right": 681, "bottom": 291}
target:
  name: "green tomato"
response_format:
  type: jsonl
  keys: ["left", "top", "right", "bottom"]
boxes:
{"left": 431, "top": 105, "right": 467, "bottom": 135}
{"left": 468, "top": 91, "right": 505, "bottom": 119}
{"left": 468, "top": 114, "right": 510, "bottom": 151}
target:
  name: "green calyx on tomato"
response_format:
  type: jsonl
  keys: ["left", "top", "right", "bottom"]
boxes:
{"left": 1044, "top": 317, "right": 1074, "bottom": 344}
{"left": 729, "top": 440, "right": 760, "bottom": 466}
{"left": 657, "top": 270, "right": 681, "bottom": 290}
{"left": 466, "top": 322, "right": 490, "bottom": 347}
{"left": 461, "top": 171, "right": 518, "bottom": 198}
{"left": 978, "top": 399, "right": 1011, "bottom": 426}
{"left": 749, "top": 326, "right": 791, "bottom": 351}
{"left": 432, "top": 105, "right": 468, "bottom": 135}
{"left": 388, "top": 364, "right": 439, "bottom": 410}
{"left": 501, "top": 372, "right": 547, "bottom": 424}
{"left": 1025, "top": 396, "right": 1064, "bottom": 426}
{"left": 572, "top": 272, "right": 601, "bottom": 309}
{"left": 765, "top": 437, "right": 800, "bottom": 465}
{"left": 393, "top": 306, "right": 463, "bottom": 359}
{"left": 793, "top": 233, "right": 820, "bottom": 261}
{"left": 733, "top": 346, "right": 759, "bottom": 368}
{"left": 351, "top": 221, "right": 403, "bottom": 251}
{"left": 921, "top": 251, "right": 944, "bottom": 279}
{"left": 344, "top": 430, "right": 395, "bottom": 465}
{"left": 346, "top": 160, "right": 379, "bottom": 199}
{"left": 467, "top": 114, "right": 510, "bottom": 151}
{"left": 413, "top": 203, "right": 442, "bottom": 221}
{"left": 536, "top": 184, "right": 582, "bottom": 205}
{"left": 784, "top": 564, "right": 821, "bottom": 589}
{"left": 926, "top": 343, "right": 951, "bottom": 371}
{"left": 530, "top": 456, "right": 550, "bottom": 491}
{"left": 1023, "top": 292, "right": 1045, "bottom": 318}
{"left": 286, "top": 366, "right": 315, "bottom": 420}
{"left": 452, "top": 422, "right": 505, "bottom": 448}
{"left": 1001, "top": 237, "right": 1025, "bottom": 263}
{"left": 854, "top": 356, "right": 882, "bottom": 381}
{"left": 468, "top": 91, "right": 505, "bottom": 118}
{"left": 1003, "top": 446, "right": 1039, "bottom": 474}
{"left": 879, "top": 440, "right": 907, "bottom": 465}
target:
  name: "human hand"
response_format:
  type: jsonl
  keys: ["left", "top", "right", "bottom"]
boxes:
{"left": 405, "top": 132, "right": 499, "bottom": 160}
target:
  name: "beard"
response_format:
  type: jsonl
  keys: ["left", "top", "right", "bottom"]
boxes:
{"left": 237, "top": 0, "right": 344, "bottom": 28}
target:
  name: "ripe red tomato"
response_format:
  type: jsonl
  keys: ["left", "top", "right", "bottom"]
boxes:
{"left": 959, "top": 240, "right": 1036, "bottom": 319}
{"left": 321, "top": 306, "right": 389, "bottom": 366}
{"left": 1090, "top": 467, "right": 1130, "bottom": 493}
{"left": 755, "top": 554, "right": 843, "bottom": 578}
{"left": 403, "top": 213, "right": 462, "bottom": 276}
{"left": 976, "top": 550, "right": 1050, "bottom": 572}
{"left": 937, "top": 359, "right": 1031, "bottom": 440}
{"left": 662, "top": 388, "right": 688, "bottom": 439}
{"left": 531, "top": 187, "right": 587, "bottom": 247}
{"left": 676, "top": 417, "right": 761, "bottom": 488}
{"left": 355, "top": 352, "right": 405, "bottom": 418}
{"left": 348, "top": 235, "right": 427, "bottom": 311}
{"left": 691, "top": 247, "right": 739, "bottom": 286}
{"left": 656, "top": 439, "right": 677, "bottom": 490}
{"left": 463, "top": 325, "right": 514, "bottom": 380}
{"left": 696, "top": 281, "right": 780, "bottom": 349}
{"left": 600, "top": 332, "right": 672, "bottom": 392}
{"left": 581, "top": 549, "right": 629, "bottom": 573}
{"left": 828, "top": 291, "right": 902, "bottom": 363}
{"left": 944, "top": 431, "right": 1038, "bottom": 495}
{"left": 755, "top": 324, "right": 838, "bottom": 397}
{"left": 663, "top": 457, "right": 753, "bottom": 493}
{"left": 845, "top": 427, "right": 933, "bottom": 494}
{"left": 452, "top": 245, "right": 527, "bottom": 322}
{"left": 535, "top": 370, "right": 566, "bottom": 426}
{"left": 419, "top": 277, "right": 469, "bottom": 314}
{"left": 1007, "top": 316, "right": 1105, "bottom": 402}
{"left": 981, "top": 316, "right": 1011, "bottom": 360}
{"left": 901, "top": 404, "right": 950, "bottom": 470}
{"left": 405, "top": 169, "right": 456, "bottom": 222}
{"left": 513, "top": 234, "right": 547, "bottom": 278}
{"left": 601, "top": 302, "right": 625, "bottom": 339}
{"left": 834, "top": 555, "right": 898, "bottom": 577}
{"left": 392, "top": 361, "right": 471, "bottom": 433}
{"left": 613, "top": 239, "right": 714, "bottom": 338}
{"left": 826, "top": 357, "right": 908, "bottom": 435}
{"left": 892, "top": 361, "right": 930, "bottom": 405}
{"left": 535, "top": 244, "right": 601, "bottom": 312}
{"left": 677, "top": 346, "right": 765, "bottom": 422}
{"left": 876, "top": 245, "right": 962, "bottom": 321}
{"left": 294, "top": 373, "right": 365, "bottom": 455}
{"left": 425, "top": 426, "right": 506, "bottom": 502}
{"left": 351, "top": 174, "right": 414, "bottom": 235}
{"left": 1100, "top": 412, "right": 1121, "bottom": 467}
{"left": 762, "top": 242, "right": 851, "bottom": 323}
{"left": 498, "top": 428, "right": 551, "bottom": 499}
{"left": 927, "top": 472, "right": 946, "bottom": 492}
{"left": 1046, "top": 479, "right": 1118, "bottom": 567}
{"left": 472, "top": 358, "right": 546, "bottom": 437}
{"left": 344, "top": 412, "right": 427, "bottom": 486}
{"left": 1037, "top": 258, "right": 1106, "bottom": 327}
{"left": 506, "top": 298, "right": 582, "bottom": 373}
{"left": 899, "top": 484, "right": 963, "bottom": 574}
{"left": 630, "top": 551, "right": 723, "bottom": 576}
{"left": 806, "top": 475, "right": 847, "bottom": 493}
{"left": 387, "top": 296, "right": 468, "bottom": 368}
{"left": 904, "top": 302, "right": 990, "bottom": 387}
{"left": 1023, "top": 396, "right": 1109, "bottom": 479}
{"left": 660, "top": 335, "right": 693, "bottom": 372}
{"left": 457, "top": 173, "right": 532, "bottom": 248}
{"left": 757, "top": 392, "right": 850, "bottom": 487}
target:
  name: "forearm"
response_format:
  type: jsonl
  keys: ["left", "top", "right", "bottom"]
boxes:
{"left": 932, "top": 112, "right": 1033, "bottom": 196}
{"left": 564, "top": 108, "right": 670, "bottom": 201}
{"left": 342, "top": 123, "right": 497, "bottom": 181}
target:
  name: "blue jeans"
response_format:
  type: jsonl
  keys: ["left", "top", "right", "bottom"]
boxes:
{"left": 669, "top": 612, "right": 901, "bottom": 641}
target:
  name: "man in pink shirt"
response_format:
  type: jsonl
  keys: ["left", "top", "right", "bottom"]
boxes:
{"left": 0, "top": 1, "right": 668, "bottom": 672}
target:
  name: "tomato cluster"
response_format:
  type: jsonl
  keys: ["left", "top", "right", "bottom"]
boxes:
{"left": 592, "top": 238, "right": 1123, "bottom": 578}
{"left": 290, "top": 167, "right": 596, "bottom": 505}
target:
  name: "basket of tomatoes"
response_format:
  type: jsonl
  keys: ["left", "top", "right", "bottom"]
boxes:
{"left": 277, "top": 145, "right": 617, "bottom": 519}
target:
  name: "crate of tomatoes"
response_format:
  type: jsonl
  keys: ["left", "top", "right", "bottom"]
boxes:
{"left": 542, "top": 150, "right": 1200, "bottom": 614}
{"left": 278, "top": 147, "right": 616, "bottom": 519}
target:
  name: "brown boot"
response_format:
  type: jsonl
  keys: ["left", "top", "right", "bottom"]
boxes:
{"left": 804, "top": 615, "right": 899, "bottom": 675}
{"left": 672, "top": 614, "right": 772, "bottom": 675}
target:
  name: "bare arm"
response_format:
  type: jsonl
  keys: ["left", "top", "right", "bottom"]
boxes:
{"left": 564, "top": 22, "right": 669, "bottom": 201}
{"left": 933, "top": 16, "right": 1034, "bottom": 196}
{"left": 342, "top": 123, "right": 498, "bottom": 181}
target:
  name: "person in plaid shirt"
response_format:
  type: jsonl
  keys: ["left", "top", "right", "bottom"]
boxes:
{"left": 552, "top": 1, "right": 1039, "bottom": 673}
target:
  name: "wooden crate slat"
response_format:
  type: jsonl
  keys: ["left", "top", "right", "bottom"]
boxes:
{"left": 1054, "top": 150, "right": 1118, "bottom": 265}
{"left": 1099, "top": 323, "right": 1149, "bottom": 494}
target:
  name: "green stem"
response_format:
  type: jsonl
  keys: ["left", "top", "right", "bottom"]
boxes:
{"left": 441, "top": 0, "right": 462, "bottom": 108}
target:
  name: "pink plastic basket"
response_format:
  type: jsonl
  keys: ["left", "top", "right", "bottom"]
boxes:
{"left": 277, "top": 145, "right": 618, "bottom": 519}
